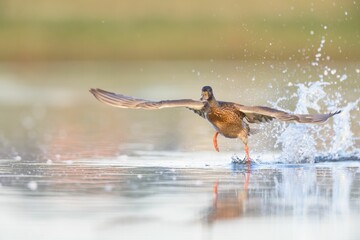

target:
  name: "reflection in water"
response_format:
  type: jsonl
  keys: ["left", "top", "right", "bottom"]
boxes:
{"left": 203, "top": 162, "right": 359, "bottom": 225}
{"left": 0, "top": 155, "right": 360, "bottom": 239}
{"left": 332, "top": 168, "right": 354, "bottom": 214}
{"left": 206, "top": 163, "right": 250, "bottom": 223}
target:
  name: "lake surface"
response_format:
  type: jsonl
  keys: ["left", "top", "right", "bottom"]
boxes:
{"left": 0, "top": 61, "right": 359, "bottom": 240}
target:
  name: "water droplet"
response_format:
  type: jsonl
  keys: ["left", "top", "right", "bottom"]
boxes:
{"left": 339, "top": 74, "right": 348, "bottom": 82}
{"left": 65, "top": 160, "right": 73, "bottom": 165}
{"left": 104, "top": 185, "right": 114, "bottom": 192}
{"left": 195, "top": 180, "right": 203, "bottom": 186}
{"left": 311, "top": 62, "right": 318, "bottom": 66}
{"left": 27, "top": 181, "right": 38, "bottom": 191}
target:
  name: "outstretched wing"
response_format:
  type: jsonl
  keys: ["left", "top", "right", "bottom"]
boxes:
{"left": 90, "top": 88, "right": 205, "bottom": 112}
{"left": 234, "top": 104, "right": 341, "bottom": 124}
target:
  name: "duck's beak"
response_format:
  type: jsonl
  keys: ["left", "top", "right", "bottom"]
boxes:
{"left": 200, "top": 92, "right": 205, "bottom": 101}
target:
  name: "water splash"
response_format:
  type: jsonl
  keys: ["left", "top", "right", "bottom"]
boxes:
{"left": 270, "top": 38, "right": 359, "bottom": 163}
{"left": 273, "top": 82, "right": 329, "bottom": 163}
{"left": 329, "top": 100, "right": 360, "bottom": 155}
{"left": 272, "top": 82, "right": 359, "bottom": 163}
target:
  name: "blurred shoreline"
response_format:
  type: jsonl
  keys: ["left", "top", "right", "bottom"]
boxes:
{"left": 0, "top": 0, "right": 359, "bottom": 61}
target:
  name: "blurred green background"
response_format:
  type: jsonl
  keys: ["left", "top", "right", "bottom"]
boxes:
{"left": 0, "top": 0, "right": 359, "bottom": 61}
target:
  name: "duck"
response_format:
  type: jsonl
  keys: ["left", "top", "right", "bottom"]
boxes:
{"left": 90, "top": 86, "right": 340, "bottom": 162}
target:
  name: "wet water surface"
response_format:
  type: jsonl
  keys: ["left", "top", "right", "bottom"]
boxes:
{"left": 0, "top": 61, "right": 359, "bottom": 239}
{"left": 1, "top": 156, "right": 360, "bottom": 240}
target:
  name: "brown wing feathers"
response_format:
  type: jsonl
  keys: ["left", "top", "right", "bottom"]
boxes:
{"left": 291, "top": 111, "right": 341, "bottom": 123}
{"left": 235, "top": 105, "right": 340, "bottom": 124}
{"left": 90, "top": 88, "right": 205, "bottom": 110}
{"left": 90, "top": 88, "right": 340, "bottom": 124}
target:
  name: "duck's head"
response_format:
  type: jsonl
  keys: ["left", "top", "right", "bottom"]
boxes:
{"left": 200, "top": 86, "right": 214, "bottom": 101}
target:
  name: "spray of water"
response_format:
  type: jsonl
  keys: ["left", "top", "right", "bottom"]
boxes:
{"left": 270, "top": 37, "right": 359, "bottom": 163}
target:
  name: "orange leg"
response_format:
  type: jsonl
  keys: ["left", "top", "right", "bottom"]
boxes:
{"left": 245, "top": 144, "right": 251, "bottom": 163}
{"left": 213, "top": 132, "right": 220, "bottom": 152}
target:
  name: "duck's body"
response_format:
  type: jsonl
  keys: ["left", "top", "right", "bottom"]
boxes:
{"left": 203, "top": 100, "right": 251, "bottom": 156}
{"left": 204, "top": 101, "right": 248, "bottom": 140}
{"left": 205, "top": 102, "right": 241, "bottom": 137}
{"left": 208, "top": 106, "right": 245, "bottom": 138}
{"left": 90, "top": 86, "right": 340, "bottom": 162}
